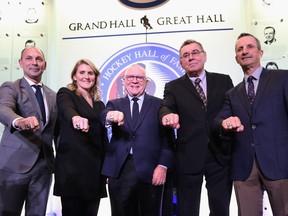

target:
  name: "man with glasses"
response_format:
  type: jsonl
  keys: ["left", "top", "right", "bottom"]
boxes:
{"left": 101, "top": 63, "right": 174, "bottom": 216}
{"left": 159, "top": 39, "right": 234, "bottom": 215}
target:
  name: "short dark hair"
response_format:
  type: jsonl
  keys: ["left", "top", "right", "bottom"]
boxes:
{"left": 180, "top": 39, "right": 205, "bottom": 54}
{"left": 265, "top": 61, "right": 279, "bottom": 69}
{"left": 236, "top": 33, "right": 262, "bottom": 50}
{"left": 264, "top": 26, "right": 275, "bottom": 34}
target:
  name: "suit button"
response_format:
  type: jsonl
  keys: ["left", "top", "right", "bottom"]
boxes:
{"left": 251, "top": 143, "right": 255, "bottom": 148}
{"left": 252, "top": 125, "right": 256, "bottom": 129}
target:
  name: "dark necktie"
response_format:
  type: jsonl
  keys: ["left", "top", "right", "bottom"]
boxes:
{"left": 247, "top": 76, "right": 256, "bottom": 105}
{"left": 194, "top": 78, "right": 208, "bottom": 108}
{"left": 132, "top": 97, "right": 139, "bottom": 126}
{"left": 32, "top": 85, "right": 46, "bottom": 124}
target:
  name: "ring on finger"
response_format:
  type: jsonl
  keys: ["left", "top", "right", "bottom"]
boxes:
{"left": 76, "top": 124, "right": 80, "bottom": 129}
{"left": 165, "top": 118, "right": 170, "bottom": 122}
{"left": 109, "top": 115, "right": 114, "bottom": 120}
{"left": 25, "top": 124, "right": 30, "bottom": 129}
{"left": 226, "top": 122, "right": 232, "bottom": 127}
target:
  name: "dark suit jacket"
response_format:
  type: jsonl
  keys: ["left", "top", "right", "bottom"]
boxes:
{"left": 54, "top": 87, "right": 107, "bottom": 199}
{"left": 215, "top": 68, "right": 288, "bottom": 181}
{"left": 0, "top": 77, "right": 57, "bottom": 173}
{"left": 159, "top": 71, "right": 234, "bottom": 174}
{"left": 101, "top": 93, "right": 173, "bottom": 184}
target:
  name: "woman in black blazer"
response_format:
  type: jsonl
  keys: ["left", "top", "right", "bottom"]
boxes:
{"left": 54, "top": 59, "right": 108, "bottom": 216}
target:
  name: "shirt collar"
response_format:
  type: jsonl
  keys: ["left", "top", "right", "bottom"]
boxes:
{"left": 128, "top": 93, "right": 145, "bottom": 101}
{"left": 23, "top": 76, "right": 43, "bottom": 87}
{"left": 244, "top": 66, "right": 262, "bottom": 82}
{"left": 188, "top": 70, "right": 206, "bottom": 83}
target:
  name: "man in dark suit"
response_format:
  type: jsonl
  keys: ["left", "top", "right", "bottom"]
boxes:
{"left": 214, "top": 33, "right": 288, "bottom": 215}
{"left": 159, "top": 39, "right": 234, "bottom": 216}
{"left": 0, "top": 47, "right": 58, "bottom": 216}
{"left": 101, "top": 63, "right": 173, "bottom": 216}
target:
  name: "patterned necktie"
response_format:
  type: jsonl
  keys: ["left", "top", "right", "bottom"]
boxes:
{"left": 194, "top": 78, "right": 208, "bottom": 108}
{"left": 132, "top": 97, "right": 139, "bottom": 126}
{"left": 247, "top": 76, "right": 256, "bottom": 105}
{"left": 32, "top": 85, "right": 46, "bottom": 124}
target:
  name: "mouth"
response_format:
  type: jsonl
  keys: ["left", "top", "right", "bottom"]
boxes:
{"left": 30, "top": 68, "right": 40, "bottom": 72}
{"left": 241, "top": 56, "right": 251, "bottom": 61}
{"left": 188, "top": 62, "right": 198, "bottom": 67}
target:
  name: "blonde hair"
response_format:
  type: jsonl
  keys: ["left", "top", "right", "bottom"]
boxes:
{"left": 67, "top": 59, "right": 102, "bottom": 101}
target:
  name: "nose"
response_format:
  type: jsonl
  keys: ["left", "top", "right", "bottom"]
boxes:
{"left": 31, "top": 58, "right": 37, "bottom": 64}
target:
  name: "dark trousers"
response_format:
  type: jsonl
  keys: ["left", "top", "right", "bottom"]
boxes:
{"left": 108, "top": 156, "right": 164, "bottom": 216}
{"left": 61, "top": 196, "right": 100, "bottom": 216}
{"left": 176, "top": 148, "right": 232, "bottom": 216}
{"left": 162, "top": 169, "right": 176, "bottom": 216}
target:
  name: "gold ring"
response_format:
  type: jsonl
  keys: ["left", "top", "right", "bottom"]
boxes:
{"left": 109, "top": 115, "right": 114, "bottom": 120}
{"left": 25, "top": 124, "right": 30, "bottom": 128}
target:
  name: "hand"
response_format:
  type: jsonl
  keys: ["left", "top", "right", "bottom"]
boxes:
{"left": 162, "top": 113, "right": 180, "bottom": 129}
{"left": 72, "top": 116, "right": 89, "bottom": 132}
{"left": 222, "top": 116, "right": 244, "bottom": 132}
{"left": 107, "top": 111, "right": 124, "bottom": 126}
{"left": 15, "top": 116, "right": 40, "bottom": 131}
{"left": 152, "top": 165, "right": 167, "bottom": 186}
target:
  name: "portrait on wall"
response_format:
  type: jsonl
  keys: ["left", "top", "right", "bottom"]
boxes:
{"left": 263, "top": 26, "right": 276, "bottom": 45}
{"left": 25, "top": 7, "right": 39, "bottom": 24}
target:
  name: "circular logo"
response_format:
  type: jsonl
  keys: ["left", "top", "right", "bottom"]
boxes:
{"left": 118, "top": 0, "right": 169, "bottom": 9}
{"left": 100, "top": 42, "right": 185, "bottom": 103}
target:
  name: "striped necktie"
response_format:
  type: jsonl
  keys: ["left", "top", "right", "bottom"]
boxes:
{"left": 195, "top": 78, "right": 208, "bottom": 108}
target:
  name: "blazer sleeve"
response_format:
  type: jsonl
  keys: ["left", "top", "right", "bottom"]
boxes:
{"left": 57, "top": 87, "right": 80, "bottom": 123}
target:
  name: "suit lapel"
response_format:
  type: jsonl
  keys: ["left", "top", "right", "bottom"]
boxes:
{"left": 42, "top": 85, "right": 54, "bottom": 124}
{"left": 20, "top": 78, "right": 46, "bottom": 128}
{"left": 21, "top": 78, "right": 42, "bottom": 118}
{"left": 237, "top": 79, "right": 253, "bottom": 115}
{"left": 181, "top": 74, "right": 203, "bottom": 103}
{"left": 135, "top": 94, "right": 151, "bottom": 129}
{"left": 206, "top": 71, "right": 216, "bottom": 101}
{"left": 253, "top": 69, "right": 270, "bottom": 110}
{"left": 121, "top": 96, "right": 133, "bottom": 129}
{"left": 129, "top": 93, "right": 152, "bottom": 131}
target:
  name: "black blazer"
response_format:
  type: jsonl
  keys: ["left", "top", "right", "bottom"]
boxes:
{"left": 159, "top": 71, "right": 234, "bottom": 174}
{"left": 101, "top": 93, "right": 174, "bottom": 183}
{"left": 54, "top": 87, "right": 108, "bottom": 199}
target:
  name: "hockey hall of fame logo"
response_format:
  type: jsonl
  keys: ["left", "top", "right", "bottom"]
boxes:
{"left": 100, "top": 42, "right": 185, "bottom": 103}
{"left": 118, "top": 0, "right": 169, "bottom": 9}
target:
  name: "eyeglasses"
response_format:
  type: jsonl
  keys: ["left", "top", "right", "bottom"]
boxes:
{"left": 125, "top": 75, "right": 146, "bottom": 82}
{"left": 181, "top": 50, "right": 204, "bottom": 59}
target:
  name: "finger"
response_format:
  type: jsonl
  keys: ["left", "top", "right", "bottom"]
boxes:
{"left": 32, "top": 117, "right": 40, "bottom": 127}
{"left": 118, "top": 121, "right": 124, "bottom": 126}
{"left": 236, "top": 125, "right": 244, "bottom": 132}
{"left": 24, "top": 123, "right": 31, "bottom": 130}
{"left": 107, "top": 112, "right": 114, "bottom": 121}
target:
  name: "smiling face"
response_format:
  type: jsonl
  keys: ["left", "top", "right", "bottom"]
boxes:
{"left": 73, "top": 63, "right": 96, "bottom": 93}
{"left": 264, "top": 27, "right": 275, "bottom": 41}
{"left": 180, "top": 42, "right": 206, "bottom": 77}
{"left": 235, "top": 35, "right": 263, "bottom": 74}
{"left": 122, "top": 64, "right": 148, "bottom": 97}
{"left": 19, "top": 47, "right": 46, "bottom": 83}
